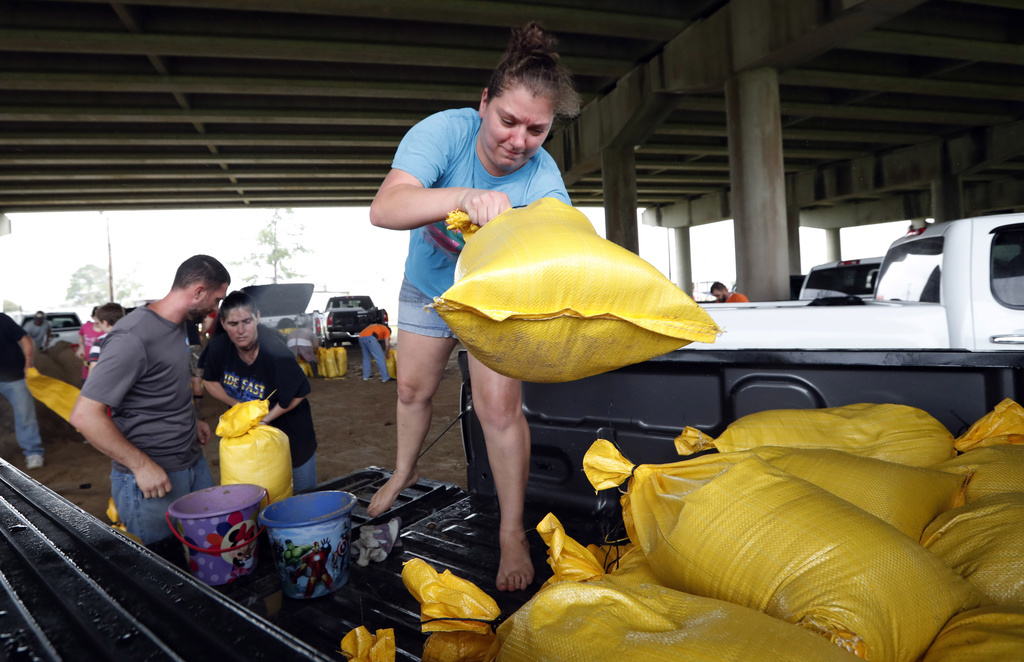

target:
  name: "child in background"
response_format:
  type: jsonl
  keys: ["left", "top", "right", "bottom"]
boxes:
{"left": 76, "top": 306, "right": 103, "bottom": 381}
{"left": 86, "top": 303, "right": 126, "bottom": 375}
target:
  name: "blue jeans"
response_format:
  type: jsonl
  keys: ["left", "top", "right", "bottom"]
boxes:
{"left": 359, "top": 335, "right": 390, "bottom": 381}
{"left": 0, "top": 378, "right": 44, "bottom": 458}
{"left": 111, "top": 455, "right": 215, "bottom": 545}
{"left": 293, "top": 451, "right": 317, "bottom": 493}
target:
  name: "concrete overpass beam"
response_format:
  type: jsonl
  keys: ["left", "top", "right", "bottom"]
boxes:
{"left": 931, "top": 174, "right": 963, "bottom": 223}
{"left": 725, "top": 67, "right": 789, "bottom": 301}
{"left": 825, "top": 228, "right": 842, "bottom": 262}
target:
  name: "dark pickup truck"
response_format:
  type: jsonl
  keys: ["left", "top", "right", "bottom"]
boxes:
{"left": 3, "top": 349, "right": 1022, "bottom": 660}
{"left": 322, "top": 295, "right": 388, "bottom": 347}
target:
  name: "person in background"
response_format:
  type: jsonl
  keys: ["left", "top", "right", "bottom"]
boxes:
{"left": 286, "top": 313, "right": 321, "bottom": 378}
{"left": 85, "top": 303, "right": 126, "bottom": 375}
{"left": 76, "top": 306, "right": 103, "bottom": 382}
{"left": 358, "top": 323, "right": 392, "bottom": 383}
{"left": 710, "top": 282, "right": 750, "bottom": 303}
{"left": 0, "top": 312, "right": 46, "bottom": 470}
{"left": 70, "top": 255, "right": 230, "bottom": 545}
{"left": 24, "top": 311, "right": 51, "bottom": 350}
{"left": 201, "top": 291, "right": 319, "bottom": 492}
{"left": 365, "top": 21, "right": 580, "bottom": 591}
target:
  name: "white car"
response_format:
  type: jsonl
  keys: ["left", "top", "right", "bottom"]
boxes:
{"left": 798, "top": 257, "right": 883, "bottom": 300}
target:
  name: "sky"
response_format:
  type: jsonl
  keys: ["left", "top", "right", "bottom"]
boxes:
{"left": 0, "top": 206, "right": 910, "bottom": 320}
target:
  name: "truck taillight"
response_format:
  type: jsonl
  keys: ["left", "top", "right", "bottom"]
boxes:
{"left": 383, "top": 310, "right": 389, "bottom": 325}
{"left": 326, "top": 313, "right": 333, "bottom": 325}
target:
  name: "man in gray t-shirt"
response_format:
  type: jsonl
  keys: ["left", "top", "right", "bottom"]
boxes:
{"left": 71, "top": 255, "right": 230, "bottom": 545}
{"left": 24, "top": 311, "right": 51, "bottom": 349}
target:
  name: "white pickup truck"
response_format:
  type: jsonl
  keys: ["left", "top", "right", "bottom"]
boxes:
{"left": 698, "top": 212, "right": 1024, "bottom": 351}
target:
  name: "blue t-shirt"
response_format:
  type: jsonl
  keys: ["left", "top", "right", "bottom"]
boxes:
{"left": 392, "top": 107, "right": 570, "bottom": 298}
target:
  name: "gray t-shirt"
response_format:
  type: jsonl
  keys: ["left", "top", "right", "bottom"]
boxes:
{"left": 24, "top": 320, "right": 50, "bottom": 349}
{"left": 81, "top": 306, "right": 201, "bottom": 473}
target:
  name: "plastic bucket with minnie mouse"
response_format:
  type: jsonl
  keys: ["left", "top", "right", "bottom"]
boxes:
{"left": 166, "top": 483, "right": 266, "bottom": 586}
{"left": 258, "top": 490, "right": 357, "bottom": 599}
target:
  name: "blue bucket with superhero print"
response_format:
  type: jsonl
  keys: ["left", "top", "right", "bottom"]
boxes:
{"left": 258, "top": 491, "right": 357, "bottom": 599}
{"left": 166, "top": 483, "right": 266, "bottom": 586}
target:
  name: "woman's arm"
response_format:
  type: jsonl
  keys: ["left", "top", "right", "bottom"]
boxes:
{"left": 202, "top": 380, "right": 238, "bottom": 408}
{"left": 263, "top": 396, "right": 305, "bottom": 424}
{"left": 369, "top": 169, "right": 512, "bottom": 230}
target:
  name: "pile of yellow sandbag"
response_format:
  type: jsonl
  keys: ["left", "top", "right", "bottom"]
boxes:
{"left": 505, "top": 400, "right": 1024, "bottom": 661}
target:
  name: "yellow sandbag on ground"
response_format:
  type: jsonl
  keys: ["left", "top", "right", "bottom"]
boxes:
{"left": 955, "top": 398, "right": 1024, "bottom": 452}
{"left": 921, "top": 493, "right": 1024, "bottom": 608}
{"left": 629, "top": 456, "right": 982, "bottom": 661}
{"left": 494, "top": 571, "right": 859, "bottom": 662}
{"left": 331, "top": 346, "right": 348, "bottom": 377}
{"left": 386, "top": 348, "right": 397, "bottom": 380}
{"left": 932, "top": 445, "right": 1024, "bottom": 502}
{"left": 296, "top": 357, "right": 312, "bottom": 378}
{"left": 433, "top": 198, "right": 719, "bottom": 383}
{"left": 675, "top": 403, "right": 956, "bottom": 467}
{"left": 922, "top": 606, "right": 1024, "bottom": 661}
{"left": 339, "top": 626, "right": 395, "bottom": 662}
{"left": 318, "top": 346, "right": 339, "bottom": 378}
{"left": 216, "top": 399, "right": 293, "bottom": 504}
{"left": 25, "top": 366, "right": 79, "bottom": 422}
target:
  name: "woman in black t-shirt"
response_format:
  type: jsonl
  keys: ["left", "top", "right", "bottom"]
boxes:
{"left": 201, "top": 291, "right": 319, "bottom": 492}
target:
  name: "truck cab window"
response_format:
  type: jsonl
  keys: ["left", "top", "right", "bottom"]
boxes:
{"left": 991, "top": 228, "right": 1024, "bottom": 309}
{"left": 875, "top": 237, "right": 944, "bottom": 302}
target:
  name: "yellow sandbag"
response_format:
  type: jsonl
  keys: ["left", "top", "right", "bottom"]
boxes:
{"left": 317, "top": 346, "right": 339, "bottom": 378}
{"left": 216, "top": 399, "right": 293, "bottom": 504}
{"left": 932, "top": 445, "right": 1024, "bottom": 502}
{"left": 401, "top": 558, "right": 500, "bottom": 636}
{"left": 955, "top": 398, "right": 1024, "bottom": 452}
{"left": 25, "top": 366, "right": 79, "bottom": 422}
{"left": 386, "top": 348, "right": 397, "bottom": 379}
{"left": 339, "top": 626, "right": 395, "bottom": 662}
{"left": 433, "top": 198, "right": 719, "bottom": 383}
{"left": 921, "top": 493, "right": 1024, "bottom": 607}
{"left": 675, "top": 403, "right": 955, "bottom": 467}
{"left": 585, "top": 441, "right": 966, "bottom": 542}
{"left": 536, "top": 513, "right": 604, "bottom": 589}
{"left": 922, "top": 606, "right": 1024, "bottom": 661}
{"left": 297, "top": 357, "right": 312, "bottom": 378}
{"left": 421, "top": 632, "right": 495, "bottom": 662}
{"left": 331, "top": 346, "right": 348, "bottom": 377}
{"left": 629, "top": 456, "right": 981, "bottom": 661}
{"left": 494, "top": 572, "right": 859, "bottom": 662}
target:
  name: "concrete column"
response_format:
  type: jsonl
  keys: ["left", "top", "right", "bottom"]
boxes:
{"left": 931, "top": 174, "right": 963, "bottom": 223}
{"left": 673, "top": 226, "right": 693, "bottom": 297}
{"left": 786, "top": 202, "right": 801, "bottom": 274}
{"left": 601, "top": 144, "right": 639, "bottom": 254}
{"left": 725, "top": 68, "right": 788, "bottom": 301}
{"left": 825, "top": 228, "right": 841, "bottom": 262}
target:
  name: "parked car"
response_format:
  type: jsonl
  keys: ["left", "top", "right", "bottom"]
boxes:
{"left": 19, "top": 311, "right": 83, "bottom": 348}
{"left": 240, "top": 283, "right": 318, "bottom": 336}
{"left": 322, "top": 295, "right": 388, "bottom": 347}
{"left": 798, "top": 257, "right": 883, "bottom": 300}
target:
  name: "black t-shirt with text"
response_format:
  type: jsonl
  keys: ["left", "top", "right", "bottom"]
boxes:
{"left": 202, "top": 331, "right": 317, "bottom": 466}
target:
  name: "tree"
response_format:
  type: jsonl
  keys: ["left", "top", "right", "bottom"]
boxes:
{"left": 235, "top": 208, "right": 309, "bottom": 285}
{"left": 65, "top": 264, "right": 141, "bottom": 305}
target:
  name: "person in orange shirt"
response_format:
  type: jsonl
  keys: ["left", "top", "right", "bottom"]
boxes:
{"left": 710, "top": 281, "right": 750, "bottom": 303}
{"left": 358, "top": 324, "right": 392, "bottom": 383}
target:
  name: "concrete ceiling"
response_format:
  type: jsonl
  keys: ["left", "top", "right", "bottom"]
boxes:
{"left": 1, "top": 0, "right": 1022, "bottom": 227}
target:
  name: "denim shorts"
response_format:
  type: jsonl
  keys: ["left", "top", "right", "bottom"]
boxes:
{"left": 397, "top": 277, "right": 456, "bottom": 339}
{"left": 111, "top": 455, "right": 215, "bottom": 545}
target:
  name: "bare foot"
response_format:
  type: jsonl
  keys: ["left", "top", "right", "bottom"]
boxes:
{"left": 496, "top": 529, "right": 533, "bottom": 592}
{"left": 366, "top": 470, "right": 418, "bottom": 517}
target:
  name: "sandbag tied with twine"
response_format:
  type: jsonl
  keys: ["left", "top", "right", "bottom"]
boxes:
{"left": 921, "top": 493, "right": 1024, "bottom": 608}
{"left": 432, "top": 198, "right": 720, "bottom": 383}
{"left": 675, "top": 402, "right": 956, "bottom": 467}
{"left": 401, "top": 559, "right": 500, "bottom": 662}
{"left": 954, "top": 398, "right": 1024, "bottom": 452}
{"left": 24, "top": 366, "right": 80, "bottom": 422}
{"left": 215, "top": 398, "right": 293, "bottom": 505}
{"left": 338, "top": 626, "right": 395, "bottom": 662}
{"left": 628, "top": 455, "right": 983, "bottom": 662}
{"left": 932, "top": 445, "right": 1024, "bottom": 503}
{"left": 922, "top": 606, "right": 1024, "bottom": 662}
{"left": 536, "top": 513, "right": 605, "bottom": 589}
{"left": 493, "top": 565, "right": 860, "bottom": 662}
